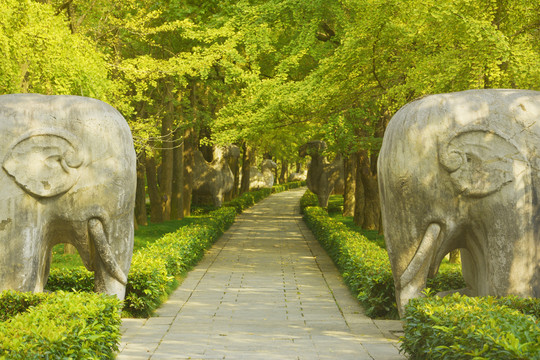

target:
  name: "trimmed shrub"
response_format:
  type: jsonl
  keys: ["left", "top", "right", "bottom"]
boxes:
{"left": 46, "top": 266, "right": 94, "bottom": 292}
{"left": 402, "top": 294, "right": 540, "bottom": 359}
{"left": 0, "top": 291, "right": 48, "bottom": 322}
{"left": 271, "top": 180, "right": 305, "bottom": 193}
{"left": 0, "top": 291, "right": 121, "bottom": 359}
{"left": 299, "top": 189, "right": 318, "bottom": 212}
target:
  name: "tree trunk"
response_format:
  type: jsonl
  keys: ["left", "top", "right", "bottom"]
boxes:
{"left": 240, "top": 143, "right": 252, "bottom": 194}
{"left": 183, "top": 126, "right": 195, "bottom": 217}
{"left": 145, "top": 153, "right": 163, "bottom": 223}
{"left": 135, "top": 156, "right": 148, "bottom": 226}
{"left": 358, "top": 150, "right": 381, "bottom": 231}
{"left": 159, "top": 82, "right": 175, "bottom": 221}
{"left": 64, "top": 244, "right": 77, "bottom": 254}
{"left": 449, "top": 249, "right": 461, "bottom": 264}
{"left": 171, "top": 126, "right": 184, "bottom": 220}
{"left": 353, "top": 151, "right": 365, "bottom": 227}
{"left": 225, "top": 153, "right": 239, "bottom": 201}
{"left": 279, "top": 159, "right": 288, "bottom": 184}
{"left": 343, "top": 154, "right": 356, "bottom": 217}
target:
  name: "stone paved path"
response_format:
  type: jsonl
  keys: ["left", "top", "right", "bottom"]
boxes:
{"left": 118, "top": 188, "right": 405, "bottom": 360}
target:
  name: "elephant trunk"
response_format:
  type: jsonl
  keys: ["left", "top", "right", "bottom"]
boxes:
{"left": 88, "top": 218, "right": 129, "bottom": 299}
{"left": 396, "top": 222, "right": 441, "bottom": 317}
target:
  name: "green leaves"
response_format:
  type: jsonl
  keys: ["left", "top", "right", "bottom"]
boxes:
{"left": 0, "top": 0, "right": 111, "bottom": 98}
{"left": 402, "top": 294, "right": 540, "bottom": 359}
{"left": 0, "top": 291, "right": 121, "bottom": 359}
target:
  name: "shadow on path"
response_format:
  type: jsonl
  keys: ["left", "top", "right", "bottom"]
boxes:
{"left": 118, "top": 188, "right": 405, "bottom": 360}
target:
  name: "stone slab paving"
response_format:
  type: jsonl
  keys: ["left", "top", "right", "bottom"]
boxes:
{"left": 118, "top": 188, "right": 406, "bottom": 360}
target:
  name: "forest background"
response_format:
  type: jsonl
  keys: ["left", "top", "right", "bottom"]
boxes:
{"left": 2, "top": 0, "right": 540, "bottom": 230}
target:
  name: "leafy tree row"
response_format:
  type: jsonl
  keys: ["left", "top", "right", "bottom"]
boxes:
{"left": 1, "top": 0, "right": 540, "bottom": 228}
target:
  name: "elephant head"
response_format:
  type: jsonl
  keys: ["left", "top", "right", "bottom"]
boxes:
{"left": 0, "top": 94, "right": 136, "bottom": 300}
{"left": 378, "top": 89, "right": 540, "bottom": 317}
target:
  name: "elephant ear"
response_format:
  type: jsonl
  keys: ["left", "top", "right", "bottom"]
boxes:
{"left": 3, "top": 131, "right": 84, "bottom": 198}
{"left": 439, "top": 129, "right": 524, "bottom": 198}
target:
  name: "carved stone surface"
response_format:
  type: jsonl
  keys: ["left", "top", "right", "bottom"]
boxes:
{"left": 0, "top": 94, "right": 136, "bottom": 300}
{"left": 192, "top": 145, "right": 240, "bottom": 207}
{"left": 288, "top": 170, "right": 307, "bottom": 182}
{"left": 299, "top": 140, "right": 344, "bottom": 207}
{"left": 249, "top": 159, "right": 277, "bottom": 189}
{"left": 378, "top": 89, "right": 540, "bottom": 316}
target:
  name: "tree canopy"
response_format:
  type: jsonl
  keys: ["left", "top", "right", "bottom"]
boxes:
{"left": 1, "top": 0, "right": 540, "bottom": 223}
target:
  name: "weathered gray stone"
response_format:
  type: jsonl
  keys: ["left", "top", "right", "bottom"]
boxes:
{"left": 0, "top": 94, "right": 136, "bottom": 300}
{"left": 287, "top": 169, "right": 307, "bottom": 182}
{"left": 299, "top": 140, "right": 344, "bottom": 207}
{"left": 249, "top": 159, "right": 277, "bottom": 189}
{"left": 192, "top": 145, "right": 240, "bottom": 207}
{"left": 378, "top": 89, "right": 540, "bottom": 316}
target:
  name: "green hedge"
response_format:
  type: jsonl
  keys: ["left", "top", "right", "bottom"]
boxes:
{"left": 301, "top": 191, "right": 466, "bottom": 319}
{"left": 402, "top": 294, "right": 540, "bottom": 359}
{"left": 0, "top": 291, "right": 121, "bottom": 359}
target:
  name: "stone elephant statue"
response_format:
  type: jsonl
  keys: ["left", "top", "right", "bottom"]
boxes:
{"left": 0, "top": 94, "right": 136, "bottom": 300}
{"left": 378, "top": 89, "right": 540, "bottom": 317}
{"left": 299, "top": 140, "right": 344, "bottom": 207}
{"left": 249, "top": 159, "right": 277, "bottom": 189}
{"left": 193, "top": 145, "right": 240, "bottom": 207}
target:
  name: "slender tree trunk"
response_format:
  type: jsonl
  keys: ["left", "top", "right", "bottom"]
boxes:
{"left": 64, "top": 244, "right": 77, "bottom": 254}
{"left": 160, "top": 92, "right": 174, "bottom": 221}
{"left": 240, "top": 143, "right": 252, "bottom": 194}
{"left": 343, "top": 154, "right": 356, "bottom": 217}
{"left": 183, "top": 126, "right": 194, "bottom": 217}
{"left": 225, "top": 154, "right": 239, "bottom": 201}
{"left": 279, "top": 159, "right": 288, "bottom": 184}
{"left": 232, "top": 153, "right": 240, "bottom": 198}
{"left": 145, "top": 152, "right": 163, "bottom": 223}
{"left": 171, "top": 127, "right": 184, "bottom": 220}
{"left": 353, "top": 151, "right": 365, "bottom": 226}
{"left": 135, "top": 156, "right": 148, "bottom": 226}
{"left": 358, "top": 150, "right": 381, "bottom": 231}
{"left": 449, "top": 249, "right": 461, "bottom": 264}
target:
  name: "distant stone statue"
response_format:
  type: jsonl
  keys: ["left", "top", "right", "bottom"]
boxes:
{"left": 288, "top": 169, "right": 307, "bottom": 182}
{"left": 378, "top": 89, "right": 540, "bottom": 317}
{"left": 0, "top": 94, "right": 136, "bottom": 300}
{"left": 249, "top": 159, "right": 277, "bottom": 189}
{"left": 193, "top": 145, "right": 240, "bottom": 207}
{"left": 299, "top": 140, "right": 344, "bottom": 207}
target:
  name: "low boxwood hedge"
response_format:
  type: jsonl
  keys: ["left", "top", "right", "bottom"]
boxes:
{"left": 402, "top": 294, "right": 540, "bottom": 359}
{"left": 0, "top": 290, "right": 121, "bottom": 359}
